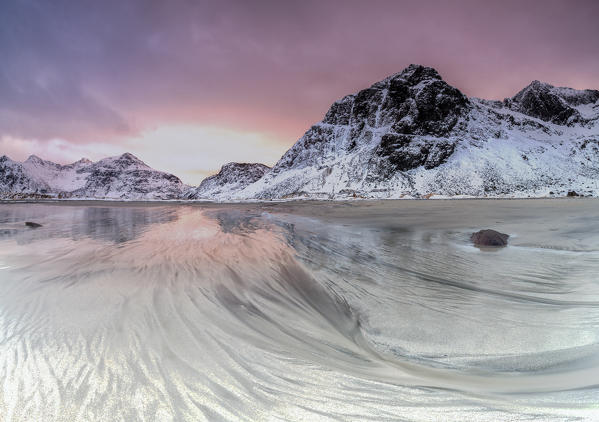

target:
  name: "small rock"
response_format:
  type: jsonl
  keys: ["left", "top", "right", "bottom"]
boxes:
{"left": 25, "top": 222, "right": 42, "bottom": 228}
{"left": 471, "top": 229, "right": 509, "bottom": 247}
{"left": 567, "top": 191, "right": 580, "bottom": 197}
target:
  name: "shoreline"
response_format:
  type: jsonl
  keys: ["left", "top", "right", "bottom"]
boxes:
{"left": 0, "top": 196, "right": 597, "bottom": 207}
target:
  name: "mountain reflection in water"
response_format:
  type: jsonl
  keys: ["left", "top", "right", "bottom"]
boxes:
{"left": 0, "top": 200, "right": 598, "bottom": 421}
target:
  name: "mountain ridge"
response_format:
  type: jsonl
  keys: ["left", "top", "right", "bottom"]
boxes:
{"left": 0, "top": 153, "right": 186, "bottom": 199}
{"left": 1, "top": 64, "right": 598, "bottom": 200}
{"left": 236, "top": 64, "right": 599, "bottom": 199}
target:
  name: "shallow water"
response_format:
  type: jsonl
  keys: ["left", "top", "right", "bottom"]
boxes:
{"left": 0, "top": 200, "right": 598, "bottom": 421}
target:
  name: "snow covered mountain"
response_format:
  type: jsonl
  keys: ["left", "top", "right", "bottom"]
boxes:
{"left": 235, "top": 64, "right": 599, "bottom": 199}
{"left": 184, "top": 162, "right": 270, "bottom": 200}
{"left": 2, "top": 64, "right": 598, "bottom": 201}
{"left": 0, "top": 153, "right": 185, "bottom": 199}
{"left": 0, "top": 155, "right": 48, "bottom": 195}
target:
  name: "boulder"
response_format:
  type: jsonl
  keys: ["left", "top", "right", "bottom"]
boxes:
{"left": 25, "top": 221, "right": 42, "bottom": 228}
{"left": 471, "top": 229, "right": 509, "bottom": 247}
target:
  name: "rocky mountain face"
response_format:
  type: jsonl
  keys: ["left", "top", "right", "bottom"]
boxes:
{"left": 237, "top": 64, "right": 599, "bottom": 199}
{"left": 184, "top": 162, "right": 270, "bottom": 200}
{"left": 0, "top": 153, "right": 185, "bottom": 199}
{"left": 505, "top": 80, "right": 598, "bottom": 125}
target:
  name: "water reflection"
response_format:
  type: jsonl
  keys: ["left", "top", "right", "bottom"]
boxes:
{"left": 0, "top": 204, "right": 178, "bottom": 244}
{"left": 0, "top": 201, "right": 598, "bottom": 421}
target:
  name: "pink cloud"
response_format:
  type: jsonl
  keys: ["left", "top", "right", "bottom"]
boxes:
{"left": 1, "top": 0, "right": 597, "bottom": 174}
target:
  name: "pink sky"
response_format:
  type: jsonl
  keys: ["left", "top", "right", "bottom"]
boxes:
{"left": 1, "top": 0, "right": 598, "bottom": 184}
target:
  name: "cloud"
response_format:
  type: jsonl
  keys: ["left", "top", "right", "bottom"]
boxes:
{"left": 0, "top": 0, "right": 598, "bottom": 173}
{"left": 123, "top": 124, "right": 287, "bottom": 185}
{"left": 0, "top": 136, "right": 122, "bottom": 164}
{"left": 1, "top": 124, "right": 288, "bottom": 186}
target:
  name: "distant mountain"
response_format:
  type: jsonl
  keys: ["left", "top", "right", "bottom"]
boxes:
{"left": 184, "top": 162, "right": 270, "bottom": 200}
{"left": 237, "top": 64, "right": 599, "bottom": 199}
{"left": 0, "top": 153, "right": 185, "bottom": 199}
{"left": 0, "top": 155, "right": 48, "bottom": 194}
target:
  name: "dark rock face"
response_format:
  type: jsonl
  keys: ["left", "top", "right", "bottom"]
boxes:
{"left": 507, "top": 81, "right": 579, "bottom": 125}
{"left": 25, "top": 222, "right": 42, "bottom": 228}
{"left": 323, "top": 64, "right": 470, "bottom": 138}
{"left": 381, "top": 65, "right": 470, "bottom": 137}
{"left": 277, "top": 64, "right": 470, "bottom": 178}
{"left": 384, "top": 80, "right": 469, "bottom": 136}
{"left": 556, "top": 88, "right": 599, "bottom": 106}
{"left": 323, "top": 95, "right": 354, "bottom": 126}
{"left": 471, "top": 229, "right": 509, "bottom": 247}
{"left": 375, "top": 134, "right": 456, "bottom": 172}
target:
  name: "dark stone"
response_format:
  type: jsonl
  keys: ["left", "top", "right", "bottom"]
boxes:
{"left": 567, "top": 191, "right": 580, "bottom": 197}
{"left": 25, "top": 221, "right": 42, "bottom": 228}
{"left": 470, "top": 229, "right": 509, "bottom": 247}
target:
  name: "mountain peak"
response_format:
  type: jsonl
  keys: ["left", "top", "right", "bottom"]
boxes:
{"left": 376, "top": 64, "right": 443, "bottom": 89}
{"left": 220, "top": 162, "right": 270, "bottom": 172}
{"left": 25, "top": 154, "right": 45, "bottom": 164}
{"left": 529, "top": 80, "right": 547, "bottom": 88}
{"left": 399, "top": 64, "right": 442, "bottom": 84}
{"left": 23, "top": 155, "right": 62, "bottom": 169}
{"left": 119, "top": 152, "right": 141, "bottom": 161}
{"left": 509, "top": 80, "right": 579, "bottom": 124}
{"left": 323, "top": 63, "right": 467, "bottom": 138}
{"left": 513, "top": 80, "right": 553, "bottom": 98}
{"left": 94, "top": 152, "right": 150, "bottom": 171}
{"left": 186, "top": 162, "right": 270, "bottom": 200}
{"left": 114, "top": 152, "right": 145, "bottom": 165}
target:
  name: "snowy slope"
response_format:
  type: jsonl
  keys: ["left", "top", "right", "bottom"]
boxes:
{"left": 184, "top": 162, "right": 270, "bottom": 200}
{"left": 22, "top": 155, "right": 92, "bottom": 192}
{"left": 236, "top": 64, "right": 599, "bottom": 200}
{"left": 0, "top": 153, "right": 186, "bottom": 199}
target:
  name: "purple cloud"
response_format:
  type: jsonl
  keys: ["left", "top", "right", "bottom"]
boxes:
{"left": 1, "top": 0, "right": 597, "bottom": 159}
